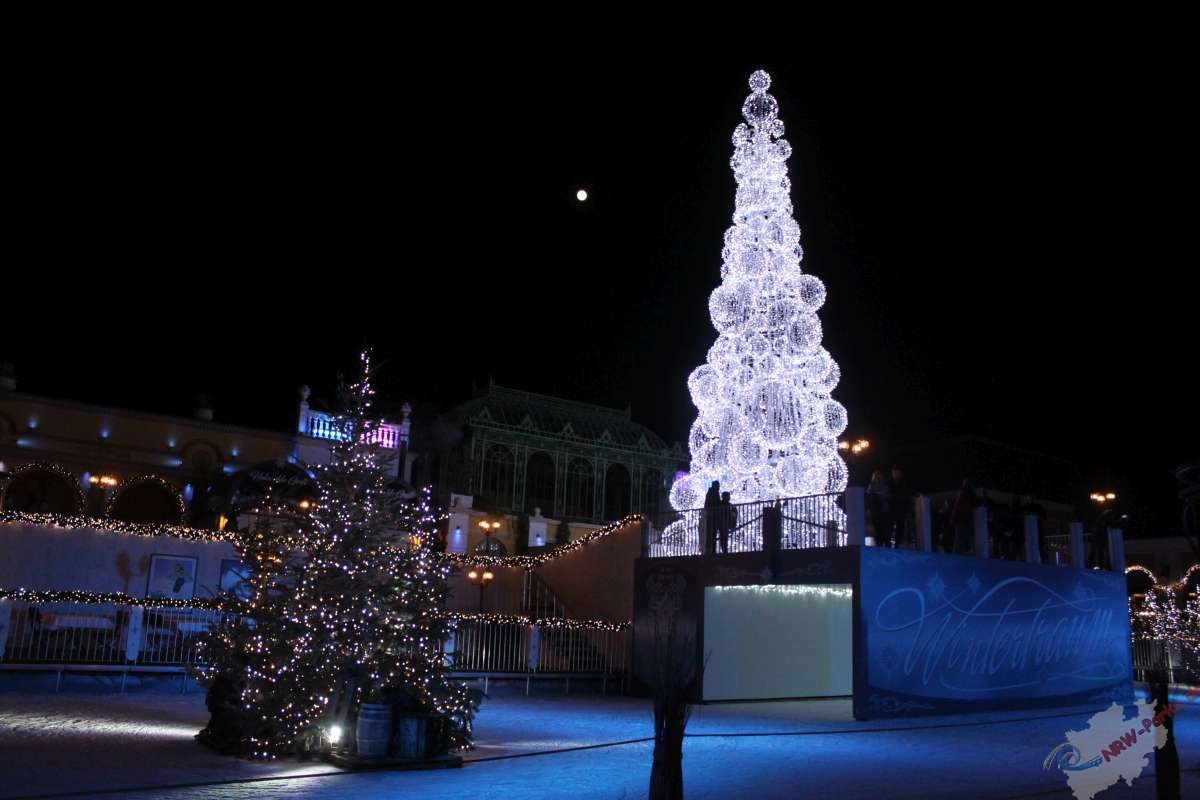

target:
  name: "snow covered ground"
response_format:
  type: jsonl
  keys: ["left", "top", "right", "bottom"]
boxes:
{"left": 1, "top": 680, "right": 1198, "bottom": 799}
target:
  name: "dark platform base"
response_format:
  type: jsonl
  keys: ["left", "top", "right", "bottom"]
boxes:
{"left": 324, "top": 751, "right": 463, "bottom": 770}
{"left": 633, "top": 545, "right": 1134, "bottom": 720}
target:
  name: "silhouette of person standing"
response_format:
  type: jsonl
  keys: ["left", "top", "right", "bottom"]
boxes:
{"left": 702, "top": 480, "right": 720, "bottom": 555}
{"left": 717, "top": 491, "right": 736, "bottom": 553}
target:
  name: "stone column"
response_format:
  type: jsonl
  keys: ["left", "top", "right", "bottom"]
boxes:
{"left": 916, "top": 495, "right": 933, "bottom": 552}
{"left": 845, "top": 487, "right": 866, "bottom": 546}
{"left": 973, "top": 506, "right": 989, "bottom": 559}
{"left": 1023, "top": 515, "right": 1040, "bottom": 564}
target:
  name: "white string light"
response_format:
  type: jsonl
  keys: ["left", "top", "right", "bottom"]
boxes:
{"left": 710, "top": 584, "right": 852, "bottom": 600}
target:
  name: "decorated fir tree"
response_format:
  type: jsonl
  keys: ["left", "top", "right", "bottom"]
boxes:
{"left": 196, "top": 352, "right": 477, "bottom": 758}
{"left": 670, "top": 70, "right": 848, "bottom": 521}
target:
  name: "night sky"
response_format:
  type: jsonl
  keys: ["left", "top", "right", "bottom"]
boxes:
{"left": 6, "top": 44, "right": 1194, "bottom": 531}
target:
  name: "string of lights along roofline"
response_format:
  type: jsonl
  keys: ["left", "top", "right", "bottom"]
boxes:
{"left": 0, "top": 509, "right": 648, "bottom": 567}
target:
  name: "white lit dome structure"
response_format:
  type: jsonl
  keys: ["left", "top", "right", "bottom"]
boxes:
{"left": 666, "top": 69, "right": 848, "bottom": 550}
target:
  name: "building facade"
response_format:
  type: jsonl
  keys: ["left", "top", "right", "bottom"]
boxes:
{"left": 0, "top": 381, "right": 410, "bottom": 527}
{"left": 416, "top": 383, "right": 683, "bottom": 526}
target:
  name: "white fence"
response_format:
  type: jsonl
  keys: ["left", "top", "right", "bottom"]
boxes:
{"left": 450, "top": 619, "right": 629, "bottom": 675}
{"left": 0, "top": 600, "right": 225, "bottom": 667}
{"left": 0, "top": 600, "right": 630, "bottom": 681}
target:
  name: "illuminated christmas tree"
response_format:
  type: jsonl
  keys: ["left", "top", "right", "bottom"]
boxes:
{"left": 670, "top": 70, "right": 848, "bottom": 523}
{"left": 197, "top": 352, "right": 477, "bottom": 758}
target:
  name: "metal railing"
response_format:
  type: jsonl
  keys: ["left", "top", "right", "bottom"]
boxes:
{"left": 2, "top": 599, "right": 628, "bottom": 681}
{"left": 0, "top": 600, "right": 226, "bottom": 667}
{"left": 1041, "top": 532, "right": 1099, "bottom": 568}
{"left": 647, "top": 492, "right": 845, "bottom": 558}
{"left": 1130, "top": 638, "right": 1199, "bottom": 684}
{"left": 449, "top": 619, "right": 629, "bottom": 675}
{"left": 522, "top": 571, "right": 568, "bottom": 619}
{"left": 305, "top": 412, "right": 401, "bottom": 450}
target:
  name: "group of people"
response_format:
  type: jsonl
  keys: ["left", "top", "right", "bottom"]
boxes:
{"left": 701, "top": 480, "right": 738, "bottom": 554}
{"left": 865, "top": 466, "right": 914, "bottom": 548}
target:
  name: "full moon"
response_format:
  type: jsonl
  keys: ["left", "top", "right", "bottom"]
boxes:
{"left": 576, "top": 188, "right": 588, "bottom": 202}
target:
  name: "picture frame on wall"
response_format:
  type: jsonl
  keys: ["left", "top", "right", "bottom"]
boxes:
{"left": 146, "top": 554, "right": 198, "bottom": 600}
{"left": 218, "top": 559, "right": 253, "bottom": 600}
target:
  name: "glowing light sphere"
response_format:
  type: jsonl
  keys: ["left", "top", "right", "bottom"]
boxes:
{"left": 670, "top": 69, "right": 849, "bottom": 515}
{"left": 576, "top": 188, "right": 588, "bottom": 201}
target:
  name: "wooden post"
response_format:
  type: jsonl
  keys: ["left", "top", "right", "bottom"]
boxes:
{"left": 845, "top": 487, "right": 866, "bottom": 546}
{"left": 1023, "top": 515, "right": 1041, "bottom": 564}
{"left": 916, "top": 495, "right": 933, "bottom": 552}
{"left": 973, "top": 506, "right": 989, "bottom": 559}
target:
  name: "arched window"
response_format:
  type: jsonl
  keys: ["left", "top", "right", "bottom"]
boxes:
{"left": 481, "top": 445, "right": 515, "bottom": 509}
{"left": 0, "top": 464, "right": 82, "bottom": 514}
{"left": 604, "top": 463, "right": 631, "bottom": 521}
{"left": 108, "top": 478, "right": 184, "bottom": 524}
{"left": 641, "top": 469, "right": 662, "bottom": 516}
{"left": 526, "top": 452, "right": 556, "bottom": 515}
{"left": 564, "top": 457, "right": 594, "bottom": 520}
{"left": 473, "top": 536, "right": 508, "bottom": 555}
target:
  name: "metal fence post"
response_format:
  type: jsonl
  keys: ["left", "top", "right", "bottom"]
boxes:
{"left": 1023, "top": 515, "right": 1041, "bottom": 564}
{"left": 527, "top": 624, "right": 540, "bottom": 671}
{"left": 0, "top": 598, "right": 9, "bottom": 662}
{"left": 845, "top": 487, "right": 866, "bottom": 546}
{"left": 125, "top": 605, "right": 145, "bottom": 664}
{"left": 443, "top": 627, "right": 456, "bottom": 668}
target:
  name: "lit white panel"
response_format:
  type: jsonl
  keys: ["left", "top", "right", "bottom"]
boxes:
{"left": 703, "top": 584, "right": 852, "bottom": 701}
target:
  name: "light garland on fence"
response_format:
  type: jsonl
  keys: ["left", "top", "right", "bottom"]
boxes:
{"left": 440, "top": 513, "right": 645, "bottom": 569}
{"left": 2, "top": 509, "right": 643, "bottom": 569}
{"left": 0, "top": 587, "right": 236, "bottom": 610}
{"left": 444, "top": 612, "right": 631, "bottom": 631}
{"left": 104, "top": 474, "right": 186, "bottom": 517}
{"left": 0, "top": 510, "right": 241, "bottom": 542}
{"left": 0, "top": 588, "right": 631, "bottom": 630}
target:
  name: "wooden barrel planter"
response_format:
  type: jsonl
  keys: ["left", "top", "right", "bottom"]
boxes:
{"left": 355, "top": 703, "right": 392, "bottom": 759}
{"left": 392, "top": 712, "right": 450, "bottom": 760}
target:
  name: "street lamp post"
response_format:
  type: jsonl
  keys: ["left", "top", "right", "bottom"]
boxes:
{"left": 466, "top": 520, "right": 502, "bottom": 611}
{"left": 466, "top": 568, "right": 494, "bottom": 612}
{"left": 479, "top": 519, "right": 501, "bottom": 549}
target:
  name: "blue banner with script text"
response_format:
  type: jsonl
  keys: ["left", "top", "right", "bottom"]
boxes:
{"left": 858, "top": 548, "right": 1133, "bottom": 717}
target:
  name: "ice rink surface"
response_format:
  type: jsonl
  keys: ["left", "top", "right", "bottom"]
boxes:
{"left": 2, "top": 681, "right": 1197, "bottom": 799}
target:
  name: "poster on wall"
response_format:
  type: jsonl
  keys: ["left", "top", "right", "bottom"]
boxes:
{"left": 146, "top": 554, "right": 198, "bottom": 600}
{"left": 219, "top": 559, "right": 253, "bottom": 600}
{"left": 857, "top": 548, "right": 1133, "bottom": 718}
